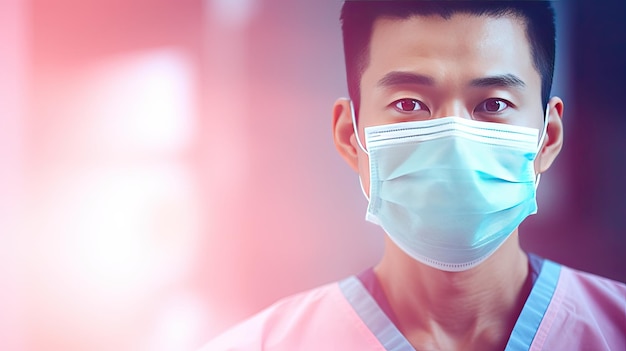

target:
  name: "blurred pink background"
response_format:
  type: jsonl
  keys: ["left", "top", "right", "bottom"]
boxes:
{"left": 1, "top": 0, "right": 624, "bottom": 350}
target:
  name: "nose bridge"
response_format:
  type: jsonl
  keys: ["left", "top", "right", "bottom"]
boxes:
{"left": 434, "top": 99, "right": 471, "bottom": 119}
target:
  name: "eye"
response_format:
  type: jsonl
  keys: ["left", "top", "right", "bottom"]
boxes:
{"left": 392, "top": 98, "right": 429, "bottom": 112}
{"left": 476, "top": 98, "right": 512, "bottom": 113}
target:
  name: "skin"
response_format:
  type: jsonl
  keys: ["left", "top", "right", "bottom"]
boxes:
{"left": 332, "top": 14, "right": 564, "bottom": 350}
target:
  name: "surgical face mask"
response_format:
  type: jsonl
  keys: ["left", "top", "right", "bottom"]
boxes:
{"left": 351, "top": 103, "right": 549, "bottom": 272}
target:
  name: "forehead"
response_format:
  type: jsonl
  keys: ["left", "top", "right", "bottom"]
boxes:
{"left": 362, "top": 13, "right": 539, "bottom": 93}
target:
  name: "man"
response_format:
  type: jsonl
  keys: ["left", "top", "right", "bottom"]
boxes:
{"left": 203, "top": 1, "right": 626, "bottom": 350}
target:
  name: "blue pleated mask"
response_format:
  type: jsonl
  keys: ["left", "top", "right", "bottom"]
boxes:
{"left": 351, "top": 103, "right": 548, "bottom": 271}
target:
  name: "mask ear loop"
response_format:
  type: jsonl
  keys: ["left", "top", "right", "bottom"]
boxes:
{"left": 535, "top": 104, "right": 550, "bottom": 188}
{"left": 350, "top": 100, "right": 368, "bottom": 154}
{"left": 350, "top": 101, "right": 372, "bottom": 201}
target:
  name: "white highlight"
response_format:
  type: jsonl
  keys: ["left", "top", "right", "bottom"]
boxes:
{"left": 209, "top": 0, "right": 257, "bottom": 27}
{"left": 83, "top": 49, "right": 195, "bottom": 153}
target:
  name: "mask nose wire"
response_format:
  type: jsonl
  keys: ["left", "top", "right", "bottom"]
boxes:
{"left": 535, "top": 103, "right": 550, "bottom": 188}
{"left": 350, "top": 100, "right": 369, "bottom": 155}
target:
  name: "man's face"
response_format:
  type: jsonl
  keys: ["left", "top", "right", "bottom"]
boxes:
{"left": 355, "top": 14, "right": 545, "bottom": 194}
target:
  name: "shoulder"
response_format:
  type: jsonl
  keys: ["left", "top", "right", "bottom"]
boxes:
{"left": 199, "top": 279, "right": 382, "bottom": 351}
{"left": 558, "top": 264, "right": 626, "bottom": 310}
{"left": 539, "top": 262, "right": 626, "bottom": 350}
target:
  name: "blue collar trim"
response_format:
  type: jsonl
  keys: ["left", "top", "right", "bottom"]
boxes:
{"left": 339, "top": 276, "right": 416, "bottom": 351}
{"left": 505, "top": 259, "right": 561, "bottom": 350}
{"left": 339, "top": 259, "right": 561, "bottom": 351}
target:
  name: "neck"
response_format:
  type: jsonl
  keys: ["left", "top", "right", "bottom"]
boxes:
{"left": 375, "top": 232, "right": 531, "bottom": 350}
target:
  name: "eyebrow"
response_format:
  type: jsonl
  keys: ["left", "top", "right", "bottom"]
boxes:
{"left": 376, "top": 71, "right": 526, "bottom": 90}
{"left": 469, "top": 74, "right": 526, "bottom": 89}
{"left": 377, "top": 71, "right": 435, "bottom": 88}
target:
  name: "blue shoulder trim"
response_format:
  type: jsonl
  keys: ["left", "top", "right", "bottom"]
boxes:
{"left": 339, "top": 276, "right": 416, "bottom": 351}
{"left": 505, "top": 259, "right": 561, "bottom": 351}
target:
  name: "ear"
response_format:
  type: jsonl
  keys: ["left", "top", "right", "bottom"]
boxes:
{"left": 332, "top": 98, "right": 359, "bottom": 172}
{"left": 536, "top": 96, "right": 564, "bottom": 173}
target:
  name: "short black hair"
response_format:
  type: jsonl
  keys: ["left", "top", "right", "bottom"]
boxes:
{"left": 340, "top": 0, "right": 556, "bottom": 116}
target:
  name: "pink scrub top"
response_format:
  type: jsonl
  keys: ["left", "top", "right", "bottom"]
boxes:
{"left": 202, "top": 259, "right": 626, "bottom": 351}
